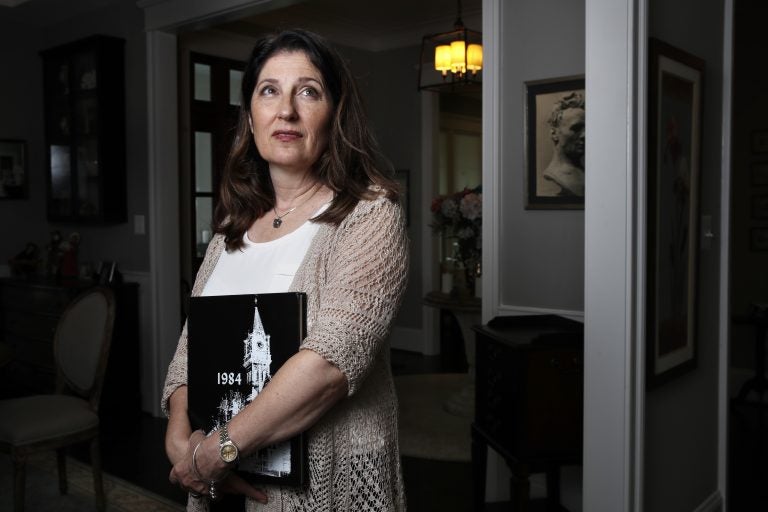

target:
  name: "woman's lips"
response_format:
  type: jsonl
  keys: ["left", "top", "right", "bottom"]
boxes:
{"left": 273, "top": 130, "right": 302, "bottom": 142}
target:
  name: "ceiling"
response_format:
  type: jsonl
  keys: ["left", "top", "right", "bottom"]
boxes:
{"left": 0, "top": 0, "right": 123, "bottom": 27}
{"left": 0, "top": 0, "right": 482, "bottom": 52}
{"left": 215, "top": 0, "right": 482, "bottom": 52}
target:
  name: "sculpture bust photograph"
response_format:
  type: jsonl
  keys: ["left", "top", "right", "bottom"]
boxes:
{"left": 538, "top": 91, "right": 585, "bottom": 197}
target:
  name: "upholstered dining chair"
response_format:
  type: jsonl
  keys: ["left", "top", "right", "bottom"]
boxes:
{"left": 0, "top": 286, "right": 115, "bottom": 512}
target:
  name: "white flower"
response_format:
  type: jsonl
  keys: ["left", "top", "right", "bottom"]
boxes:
{"left": 460, "top": 193, "right": 482, "bottom": 221}
{"left": 441, "top": 198, "right": 459, "bottom": 219}
{"left": 457, "top": 227, "right": 475, "bottom": 239}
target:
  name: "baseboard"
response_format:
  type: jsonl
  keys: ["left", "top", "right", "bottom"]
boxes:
{"left": 693, "top": 490, "right": 722, "bottom": 512}
{"left": 497, "top": 304, "right": 584, "bottom": 322}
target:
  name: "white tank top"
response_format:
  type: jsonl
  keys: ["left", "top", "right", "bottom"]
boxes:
{"left": 202, "top": 206, "right": 327, "bottom": 296}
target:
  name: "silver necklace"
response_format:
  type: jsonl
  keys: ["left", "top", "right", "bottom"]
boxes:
{"left": 272, "top": 185, "right": 320, "bottom": 229}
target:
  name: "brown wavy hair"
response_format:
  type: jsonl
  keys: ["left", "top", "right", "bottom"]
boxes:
{"left": 214, "top": 29, "right": 400, "bottom": 251}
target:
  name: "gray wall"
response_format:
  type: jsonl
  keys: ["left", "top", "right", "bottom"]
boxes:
{"left": 644, "top": 0, "right": 724, "bottom": 509}
{"left": 367, "top": 44, "right": 424, "bottom": 330}
{"left": 0, "top": 0, "right": 149, "bottom": 273}
{"left": 499, "top": 0, "right": 586, "bottom": 313}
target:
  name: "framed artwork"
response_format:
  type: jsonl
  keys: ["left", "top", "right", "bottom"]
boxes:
{"left": 395, "top": 169, "right": 410, "bottom": 226}
{"left": 751, "top": 228, "right": 768, "bottom": 252}
{"left": 751, "top": 131, "right": 768, "bottom": 154}
{"left": 752, "top": 194, "right": 768, "bottom": 219}
{"left": 646, "top": 38, "right": 705, "bottom": 389}
{"left": 751, "top": 162, "right": 768, "bottom": 186}
{"left": 0, "top": 139, "right": 28, "bottom": 200}
{"left": 524, "top": 75, "right": 585, "bottom": 209}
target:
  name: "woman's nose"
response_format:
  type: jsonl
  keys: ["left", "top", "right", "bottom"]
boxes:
{"left": 277, "top": 97, "right": 298, "bottom": 121}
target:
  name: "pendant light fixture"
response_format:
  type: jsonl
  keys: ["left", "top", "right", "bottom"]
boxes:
{"left": 418, "top": 0, "right": 482, "bottom": 93}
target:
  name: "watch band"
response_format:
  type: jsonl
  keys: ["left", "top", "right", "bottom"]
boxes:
{"left": 218, "top": 423, "right": 240, "bottom": 464}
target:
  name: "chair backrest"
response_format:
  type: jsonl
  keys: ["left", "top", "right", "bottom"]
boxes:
{"left": 53, "top": 287, "right": 116, "bottom": 409}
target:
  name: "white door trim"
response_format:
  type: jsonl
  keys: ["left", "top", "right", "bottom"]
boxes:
{"left": 583, "top": 0, "right": 643, "bottom": 510}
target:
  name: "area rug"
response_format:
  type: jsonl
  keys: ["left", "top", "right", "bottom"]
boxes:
{"left": 395, "top": 373, "right": 472, "bottom": 462}
{"left": 0, "top": 451, "right": 184, "bottom": 512}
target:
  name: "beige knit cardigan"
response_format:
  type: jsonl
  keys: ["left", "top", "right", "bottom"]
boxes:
{"left": 162, "top": 195, "right": 409, "bottom": 512}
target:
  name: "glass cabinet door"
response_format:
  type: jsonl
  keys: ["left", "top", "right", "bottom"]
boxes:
{"left": 41, "top": 35, "right": 125, "bottom": 223}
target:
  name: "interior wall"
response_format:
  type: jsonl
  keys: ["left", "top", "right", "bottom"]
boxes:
{"left": 0, "top": 0, "right": 149, "bottom": 274}
{"left": 367, "top": 44, "right": 424, "bottom": 330}
{"left": 644, "top": 0, "right": 725, "bottom": 509}
{"left": 0, "top": 16, "right": 47, "bottom": 263}
{"left": 498, "top": 0, "right": 586, "bottom": 315}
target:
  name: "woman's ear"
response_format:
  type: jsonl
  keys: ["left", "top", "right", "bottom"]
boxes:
{"left": 248, "top": 116, "right": 253, "bottom": 134}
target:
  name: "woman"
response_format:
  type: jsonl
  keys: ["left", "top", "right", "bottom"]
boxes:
{"left": 162, "top": 29, "right": 409, "bottom": 511}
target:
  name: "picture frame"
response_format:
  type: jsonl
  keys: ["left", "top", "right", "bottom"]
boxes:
{"left": 395, "top": 169, "right": 410, "bottom": 226}
{"left": 0, "top": 139, "right": 28, "bottom": 200}
{"left": 524, "top": 75, "right": 585, "bottom": 210}
{"left": 751, "top": 228, "right": 768, "bottom": 252}
{"left": 751, "top": 162, "right": 768, "bottom": 186}
{"left": 646, "top": 38, "right": 705, "bottom": 389}
{"left": 752, "top": 194, "right": 768, "bottom": 220}
{"left": 751, "top": 130, "right": 768, "bottom": 154}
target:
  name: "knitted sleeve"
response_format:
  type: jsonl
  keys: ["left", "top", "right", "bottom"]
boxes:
{"left": 159, "top": 234, "right": 225, "bottom": 417}
{"left": 301, "top": 197, "right": 409, "bottom": 396}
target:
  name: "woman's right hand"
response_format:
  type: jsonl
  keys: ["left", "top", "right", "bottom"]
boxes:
{"left": 217, "top": 472, "right": 268, "bottom": 504}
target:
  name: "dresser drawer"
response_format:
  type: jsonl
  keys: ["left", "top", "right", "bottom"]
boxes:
{"left": 0, "top": 284, "right": 76, "bottom": 315}
{"left": 2, "top": 309, "right": 58, "bottom": 342}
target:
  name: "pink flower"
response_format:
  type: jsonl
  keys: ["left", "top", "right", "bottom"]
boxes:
{"left": 460, "top": 193, "right": 482, "bottom": 221}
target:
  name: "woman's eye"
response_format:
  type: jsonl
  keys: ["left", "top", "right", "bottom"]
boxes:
{"left": 259, "top": 85, "right": 277, "bottom": 96}
{"left": 300, "top": 87, "right": 319, "bottom": 98}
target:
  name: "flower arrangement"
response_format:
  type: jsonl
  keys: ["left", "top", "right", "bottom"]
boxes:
{"left": 430, "top": 185, "right": 482, "bottom": 273}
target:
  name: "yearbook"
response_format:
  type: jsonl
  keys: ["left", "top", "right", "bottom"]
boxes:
{"left": 187, "top": 292, "right": 307, "bottom": 487}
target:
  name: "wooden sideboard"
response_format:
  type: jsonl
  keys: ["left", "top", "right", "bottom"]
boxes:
{"left": 0, "top": 277, "right": 140, "bottom": 418}
{"left": 472, "top": 315, "right": 584, "bottom": 511}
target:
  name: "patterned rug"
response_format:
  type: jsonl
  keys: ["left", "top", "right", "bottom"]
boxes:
{"left": 0, "top": 451, "right": 184, "bottom": 512}
{"left": 395, "top": 373, "right": 472, "bottom": 462}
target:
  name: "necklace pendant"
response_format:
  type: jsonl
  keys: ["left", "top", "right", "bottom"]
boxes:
{"left": 273, "top": 218, "right": 283, "bottom": 229}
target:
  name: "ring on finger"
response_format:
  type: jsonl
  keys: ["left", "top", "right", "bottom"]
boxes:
{"left": 209, "top": 481, "right": 218, "bottom": 501}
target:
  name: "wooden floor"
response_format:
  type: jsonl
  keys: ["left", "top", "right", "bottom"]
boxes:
{"left": 70, "top": 349, "right": 475, "bottom": 511}
{"left": 35, "top": 350, "right": 768, "bottom": 510}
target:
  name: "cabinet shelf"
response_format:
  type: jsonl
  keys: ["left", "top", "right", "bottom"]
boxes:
{"left": 41, "top": 35, "right": 126, "bottom": 223}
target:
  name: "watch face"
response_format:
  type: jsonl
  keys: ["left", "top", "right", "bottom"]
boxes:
{"left": 221, "top": 442, "right": 238, "bottom": 463}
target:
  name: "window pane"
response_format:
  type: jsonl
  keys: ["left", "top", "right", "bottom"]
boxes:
{"left": 195, "top": 197, "right": 213, "bottom": 258}
{"left": 50, "top": 145, "right": 71, "bottom": 216}
{"left": 194, "top": 131, "right": 212, "bottom": 193}
{"left": 229, "top": 69, "right": 243, "bottom": 106}
{"left": 77, "top": 139, "right": 100, "bottom": 217}
{"left": 194, "top": 63, "right": 211, "bottom": 102}
{"left": 50, "top": 145, "right": 70, "bottom": 200}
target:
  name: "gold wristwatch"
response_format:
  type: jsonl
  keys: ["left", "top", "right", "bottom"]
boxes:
{"left": 218, "top": 423, "right": 239, "bottom": 464}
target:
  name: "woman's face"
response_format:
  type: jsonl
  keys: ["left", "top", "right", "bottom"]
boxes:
{"left": 249, "top": 51, "right": 333, "bottom": 175}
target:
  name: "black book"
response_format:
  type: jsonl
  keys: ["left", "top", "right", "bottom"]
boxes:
{"left": 187, "top": 292, "right": 307, "bottom": 487}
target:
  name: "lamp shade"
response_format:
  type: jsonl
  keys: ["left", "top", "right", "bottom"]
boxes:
{"left": 467, "top": 43, "right": 483, "bottom": 73}
{"left": 434, "top": 45, "right": 452, "bottom": 75}
{"left": 450, "top": 40, "right": 466, "bottom": 74}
